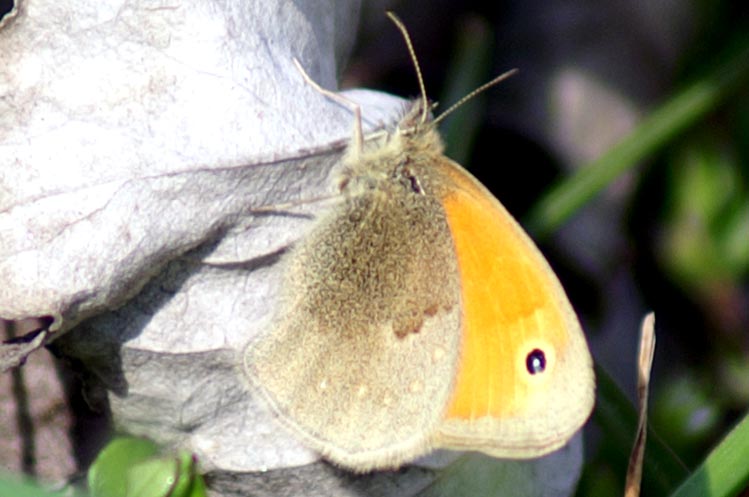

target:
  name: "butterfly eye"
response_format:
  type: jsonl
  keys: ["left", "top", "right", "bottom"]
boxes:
{"left": 393, "top": 165, "right": 424, "bottom": 195}
{"left": 525, "top": 349, "right": 547, "bottom": 375}
{"left": 407, "top": 174, "right": 423, "bottom": 194}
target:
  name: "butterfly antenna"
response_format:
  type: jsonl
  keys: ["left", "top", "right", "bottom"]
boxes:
{"left": 386, "top": 12, "right": 430, "bottom": 124}
{"left": 433, "top": 69, "right": 518, "bottom": 126}
{"left": 292, "top": 57, "right": 363, "bottom": 155}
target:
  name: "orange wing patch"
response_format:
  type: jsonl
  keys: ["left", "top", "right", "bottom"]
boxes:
{"left": 437, "top": 163, "right": 570, "bottom": 421}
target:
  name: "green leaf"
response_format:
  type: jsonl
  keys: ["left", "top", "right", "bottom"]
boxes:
{"left": 87, "top": 436, "right": 206, "bottom": 497}
{"left": 88, "top": 437, "right": 160, "bottom": 497}
{"left": 126, "top": 451, "right": 202, "bottom": 497}
{"left": 670, "top": 413, "right": 749, "bottom": 497}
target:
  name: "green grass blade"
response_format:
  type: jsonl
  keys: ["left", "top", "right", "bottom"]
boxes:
{"left": 593, "top": 364, "right": 689, "bottom": 494}
{"left": 439, "top": 15, "right": 494, "bottom": 164}
{"left": 669, "top": 413, "right": 749, "bottom": 497}
{"left": 526, "top": 37, "right": 749, "bottom": 238}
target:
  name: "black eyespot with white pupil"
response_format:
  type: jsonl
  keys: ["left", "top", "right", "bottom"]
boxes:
{"left": 526, "top": 349, "right": 546, "bottom": 375}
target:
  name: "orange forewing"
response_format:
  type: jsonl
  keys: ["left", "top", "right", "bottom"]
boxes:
{"left": 438, "top": 161, "right": 570, "bottom": 420}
